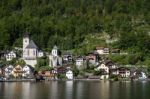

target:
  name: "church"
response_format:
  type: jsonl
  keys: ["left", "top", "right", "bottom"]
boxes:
{"left": 23, "top": 32, "right": 43, "bottom": 67}
{"left": 49, "top": 45, "right": 62, "bottom": 67}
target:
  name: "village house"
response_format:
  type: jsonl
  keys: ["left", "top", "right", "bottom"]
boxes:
{"left": 96, "top": 47, "right": 109, "bottom": 55}
{"left": 4, "top": 65, "right": 14, "bottom": 78}
{"left": 117, "top": 67, "right": 130, "bottom": 78}
{"left": 86, "top": 52, "right": 99, "bottom": 66}
{"left": 66, "top": 70, "right": 73, "bottom": 80}
{"left": 104, "top": 60, "right": 118, "bottom": 75}
{"left": 50, "top": 68, "right": 58, "bottom": 79}
{"left": 22, "top": 65, "right": 35, "bottom": 78}
{"left": 49, "top": 45, "right": 62, "bottom": 67}
{"left": 75, "top": 56, "right": 87, "bottom": 70}
{"left": 12, "top": 65, "right": 24, "bottom": 78}
{"left": 40, "top": 70, "right": 56, "bottom": 80}
{"left": 130, "top": 68, "right": 147, "bottom": 79}
{"left": 56, "top": 66, "right": 67, "bottom": 74}
{"left": 62, "top": 51, "right": 73, "bottom": 63}
{"left": 5, "top": 51, "right": 16, "bottom": 61}
{"left": 96, "top": 63, "right": 109, "bottom": 79}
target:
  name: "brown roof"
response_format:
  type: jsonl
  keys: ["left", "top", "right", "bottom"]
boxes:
{"left": 96, "top": 47, "right": 104, "bottom": 50}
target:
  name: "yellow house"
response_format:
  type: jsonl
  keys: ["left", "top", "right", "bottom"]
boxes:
{"left": 12, "top": 65, "right": 24, "bottom": 78}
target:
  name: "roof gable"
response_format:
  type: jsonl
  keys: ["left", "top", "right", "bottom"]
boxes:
{"left": 53, "top": 45, "right": 58, "bottom": 50}
{"left": 26, "top": 40, "right": 38, "bottom": 49}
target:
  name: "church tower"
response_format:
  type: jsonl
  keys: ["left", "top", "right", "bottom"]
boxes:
{"left": 51, "top": 45, "right": 58, "bottom": 57}
{"left": 49, "top": 45, "right": 62, "bottom": 67}
{"left": 23, "top": 31, "right": 30, "bottom": 58}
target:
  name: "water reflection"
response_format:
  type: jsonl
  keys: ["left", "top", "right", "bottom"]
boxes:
{"left": 99, "top": 81, "right": 110, "bottom": 99}
{"left": 0, "top": 81, "right": 150, "bottom": 99}
{"left": 65, "top": 81, "right": 73, "bottom": 99}
{"left": 49, "top": 81, "right": 58, "bottom": 99}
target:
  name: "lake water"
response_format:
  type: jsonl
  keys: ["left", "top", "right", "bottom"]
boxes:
{"left": 0, "top": 80, "right": 150, "bottom": 99}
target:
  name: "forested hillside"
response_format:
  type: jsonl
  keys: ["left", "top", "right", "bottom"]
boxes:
{"left": 0, "top": 0, "right": 150, "bottom": 63}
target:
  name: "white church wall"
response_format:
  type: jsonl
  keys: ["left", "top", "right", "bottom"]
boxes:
{"left": 24, "top": 60, "right": 37, "bottom": 68}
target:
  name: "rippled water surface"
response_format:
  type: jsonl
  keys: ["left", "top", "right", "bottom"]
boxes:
{"left": 0, "top": 80, "right": 150, "bottom": 99}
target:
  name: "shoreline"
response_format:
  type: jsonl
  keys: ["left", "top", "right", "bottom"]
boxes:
{"left": 0, "top": 78, "right": 150, "bottom": 82}
{"left": 0, "top": 78, "right": 36, "bottom": 82}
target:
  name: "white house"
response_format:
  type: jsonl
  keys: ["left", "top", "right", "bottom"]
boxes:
{"left": 104, "top": 60, "right": 118, "bottom": 75}
{"left": 85, "top": 52, "right": 99, "bottom": 66}
{"left": 5, "top": 51, "right": 16, "bottom": 61}
{"left": 22, "top": 65, "right": 34, "bottom": 78}
{"left": 75, "top": 56, "right": 86, "bottom": 70}
{"left": 96, "top": 63, "right": 109, "bottom": 79}
{"left": 96, "top": 47, "right": 109, "bottom": 55}
{"left": 66, "top": 70, "right": 73, "bottom": 79}
{"left": 62, "top": 52, "right": 73, "bottom": 63}
{"left": 117, "top": 67, "right": 130, "bottom": 78}
{"left": 49, "top": 45, "right": 62, "bottom": 67}
{"left": 38, "top": 51, "right": 44, "bottom": 57}
{"left": 4, "top": 65, "right": 14, "bottom": 78}
{"left": 22, "top": 31, "right": 43, "bottom": 67}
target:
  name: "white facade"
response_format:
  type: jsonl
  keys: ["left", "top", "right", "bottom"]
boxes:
{"left": 5, "top": 51, "right": 16, "bottom": 61}
{"left": 118, "top": 71, "right": 130, "bottom": 78}
{"left": 49, "top": 46, "right": 62, "bottom": 67}
{"left": 76, "top": 59, "right": 83, "bottom": 66}
{"left": 52, "top": 46, "right": 58, "bottom": 57}
{"left": 23, "top": 36, "right": 30, "bottom": 56}
{"left": 38, "top": 51, "right": 44, "bottom": 57}
{"left": 96, "top": 64, "right": 109, "bottom": 74}
{"left": 24, "top": 48, "right": 38, "bottom": 59}
{"left": 4, "top": 65, "right": 14, "bottom": 78}
{"left": 96, "top": 47, "right": 109, "bottom": 55}
{"left": 100, "top": 75, "right": 109, "bottom": 80}
{"left": 96, "top": 64, "right": 109, "bottom": 80}
{"left": 66, "top": 70, "right": 73, "bottom": 79}
{"left": 22, "top": 32, "right": 39, "bottom": 67}
{"left": 75, "top": 58, "right": 86, "bottom": 70}
{"left": 24, "top": 60, "right": 37, "bottom": 67}
{"left": 22, "top": 65, "right": 34, "bottom": 78}
{"left": 96, "top": 49, "right": 105, "bottom": 55}
{"left": 117, "top": 68, "right": 130, "bottom": 78}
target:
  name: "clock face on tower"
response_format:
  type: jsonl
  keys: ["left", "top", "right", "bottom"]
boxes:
{"left": 25, "top": 40, "right": 27, "bottom": 43}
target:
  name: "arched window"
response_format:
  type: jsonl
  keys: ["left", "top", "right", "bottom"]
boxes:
{"left": 33, "top": 50, "right": 36, "bottom": 56}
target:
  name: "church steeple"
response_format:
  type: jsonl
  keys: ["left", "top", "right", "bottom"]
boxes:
{"left": 23, "top": 29, "right": 29, "bottom": 38}
{"left": 23, "top": 30, "right": 30, "bottom": 55}
{"left": 52, "top": 45, "right": 58, "bottom": 57}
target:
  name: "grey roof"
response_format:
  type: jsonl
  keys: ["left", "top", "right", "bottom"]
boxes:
{"left": 26, "top": 40, "right": 38, "bottom": 49}
{"left": 53, "top": 45, "right": 58, "bottom": 50}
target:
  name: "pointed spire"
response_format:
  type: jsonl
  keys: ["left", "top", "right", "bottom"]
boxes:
{"left": 23, "top": 29, "right": 29, "bottom": 38}
{"left": 53, "top": 45, "right": 58, "bottom": 50}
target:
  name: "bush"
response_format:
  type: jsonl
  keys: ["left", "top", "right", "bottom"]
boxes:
{"left": 93, "top": 70, "right": 101, "bottom": 75}
{"left": 109, "top": 74, "right": 118, "bottom": 79}
{"left": 57, "top": 74, "right": 66, "bottom": 79}
{"left": 73, "top": 67, "right": 79, "bottom": 77}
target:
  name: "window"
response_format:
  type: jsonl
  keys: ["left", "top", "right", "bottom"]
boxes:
{"left": 27, "top": 50, "right": 29, "bottom": 56}
{"left": 33, "top": 50, "right": 36, "bottom": 56}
